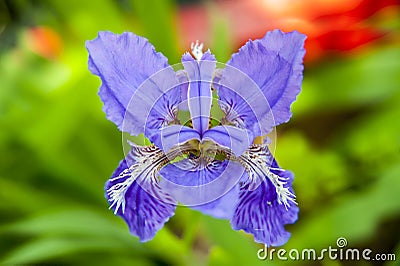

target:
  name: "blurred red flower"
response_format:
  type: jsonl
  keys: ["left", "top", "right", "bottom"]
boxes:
{"left": 177, "top": 0, "right": 399, "bottom": 63}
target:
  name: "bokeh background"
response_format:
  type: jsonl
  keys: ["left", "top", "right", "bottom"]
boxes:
{"left": 0, "top": 0, "right": 399, "bottom": 265}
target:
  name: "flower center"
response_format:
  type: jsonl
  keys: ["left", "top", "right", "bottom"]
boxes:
{"left": 184, "top": 139, "right": 228, "bottom": 162}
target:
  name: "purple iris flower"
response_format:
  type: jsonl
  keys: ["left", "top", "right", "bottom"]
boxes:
{"left": 86, "top": 29, "right": 305, "bottom": 246}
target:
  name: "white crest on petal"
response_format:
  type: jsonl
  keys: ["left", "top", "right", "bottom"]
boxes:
{"left": 107, "top": 167, "right": 136, "bottom": 214}
{"left": 106, "top": 145, "right": 168, "bottom": 214}
{"left": 191, "top": 40, "right": 204, "bottom": 61}
{"left": 107, "top": 143, "right": 196, "bottom": 214}
{"left": 235, "top": 144, "right": 297, "bottom": 210}
{"left": 266, "top": 170, "right": 297, "bottom": 210}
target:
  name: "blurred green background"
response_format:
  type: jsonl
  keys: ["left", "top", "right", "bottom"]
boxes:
{"left": 0, "top": 0, "right": 399, "bottom": 265}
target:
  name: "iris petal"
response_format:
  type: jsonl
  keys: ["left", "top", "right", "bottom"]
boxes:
{"left": 129, "top": 67, "right": 183, "bottom": 140}
{"left": 231, "top": 165, "right": 298, "bottom": 246}
{"left": 182, "top": 51, "right": 216, "bottom": 135}
{"left": 230, "top": 144, "right": 298, "bottom": 246}
{"left": 152, "top": 125, "right": 200, "bottom": 153}
{"left": 160, "top": 159, "right": 245, "bottom": 219}
{"left": 215, "top": 30, "right": 306, "bottom": 134}
{"left": 86, "top": 31, "right": 182, "bottom": 137}
{"left": 203, "top": 125, "right": 253, "bottom": 156}
{"left": 105, "top": 145, "right": 176, "bottom": 242}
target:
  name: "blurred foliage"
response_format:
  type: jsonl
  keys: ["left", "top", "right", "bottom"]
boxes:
{"left": 0, "top": 0, "right": 399, "bottom": 265}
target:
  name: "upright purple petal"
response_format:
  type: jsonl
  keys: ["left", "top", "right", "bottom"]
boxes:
{"left": 261, "top": 30, "right": 306, "bottom": 66}
{"left": 182, "top": 51, "right": 216, "bottom": 135}
{"left": 215, "top": 30, "right": 306, "bottom": 135}
{"left": 213, "top": 65, "right": 272, "bottom": 137}
{"left": 160, "top": 159, "right": 245, "bottom": 219}
{"left": 105, "top": 147, "right": 176, "bottom": 242}
{"left": 176, "top": 69, "right": 190, "bottom": 111}
{"left": 86, "top": 31, "right": 181, "bottom": 137}
{"left": 128, "top": 67, "right": 183, "bottom": 140}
